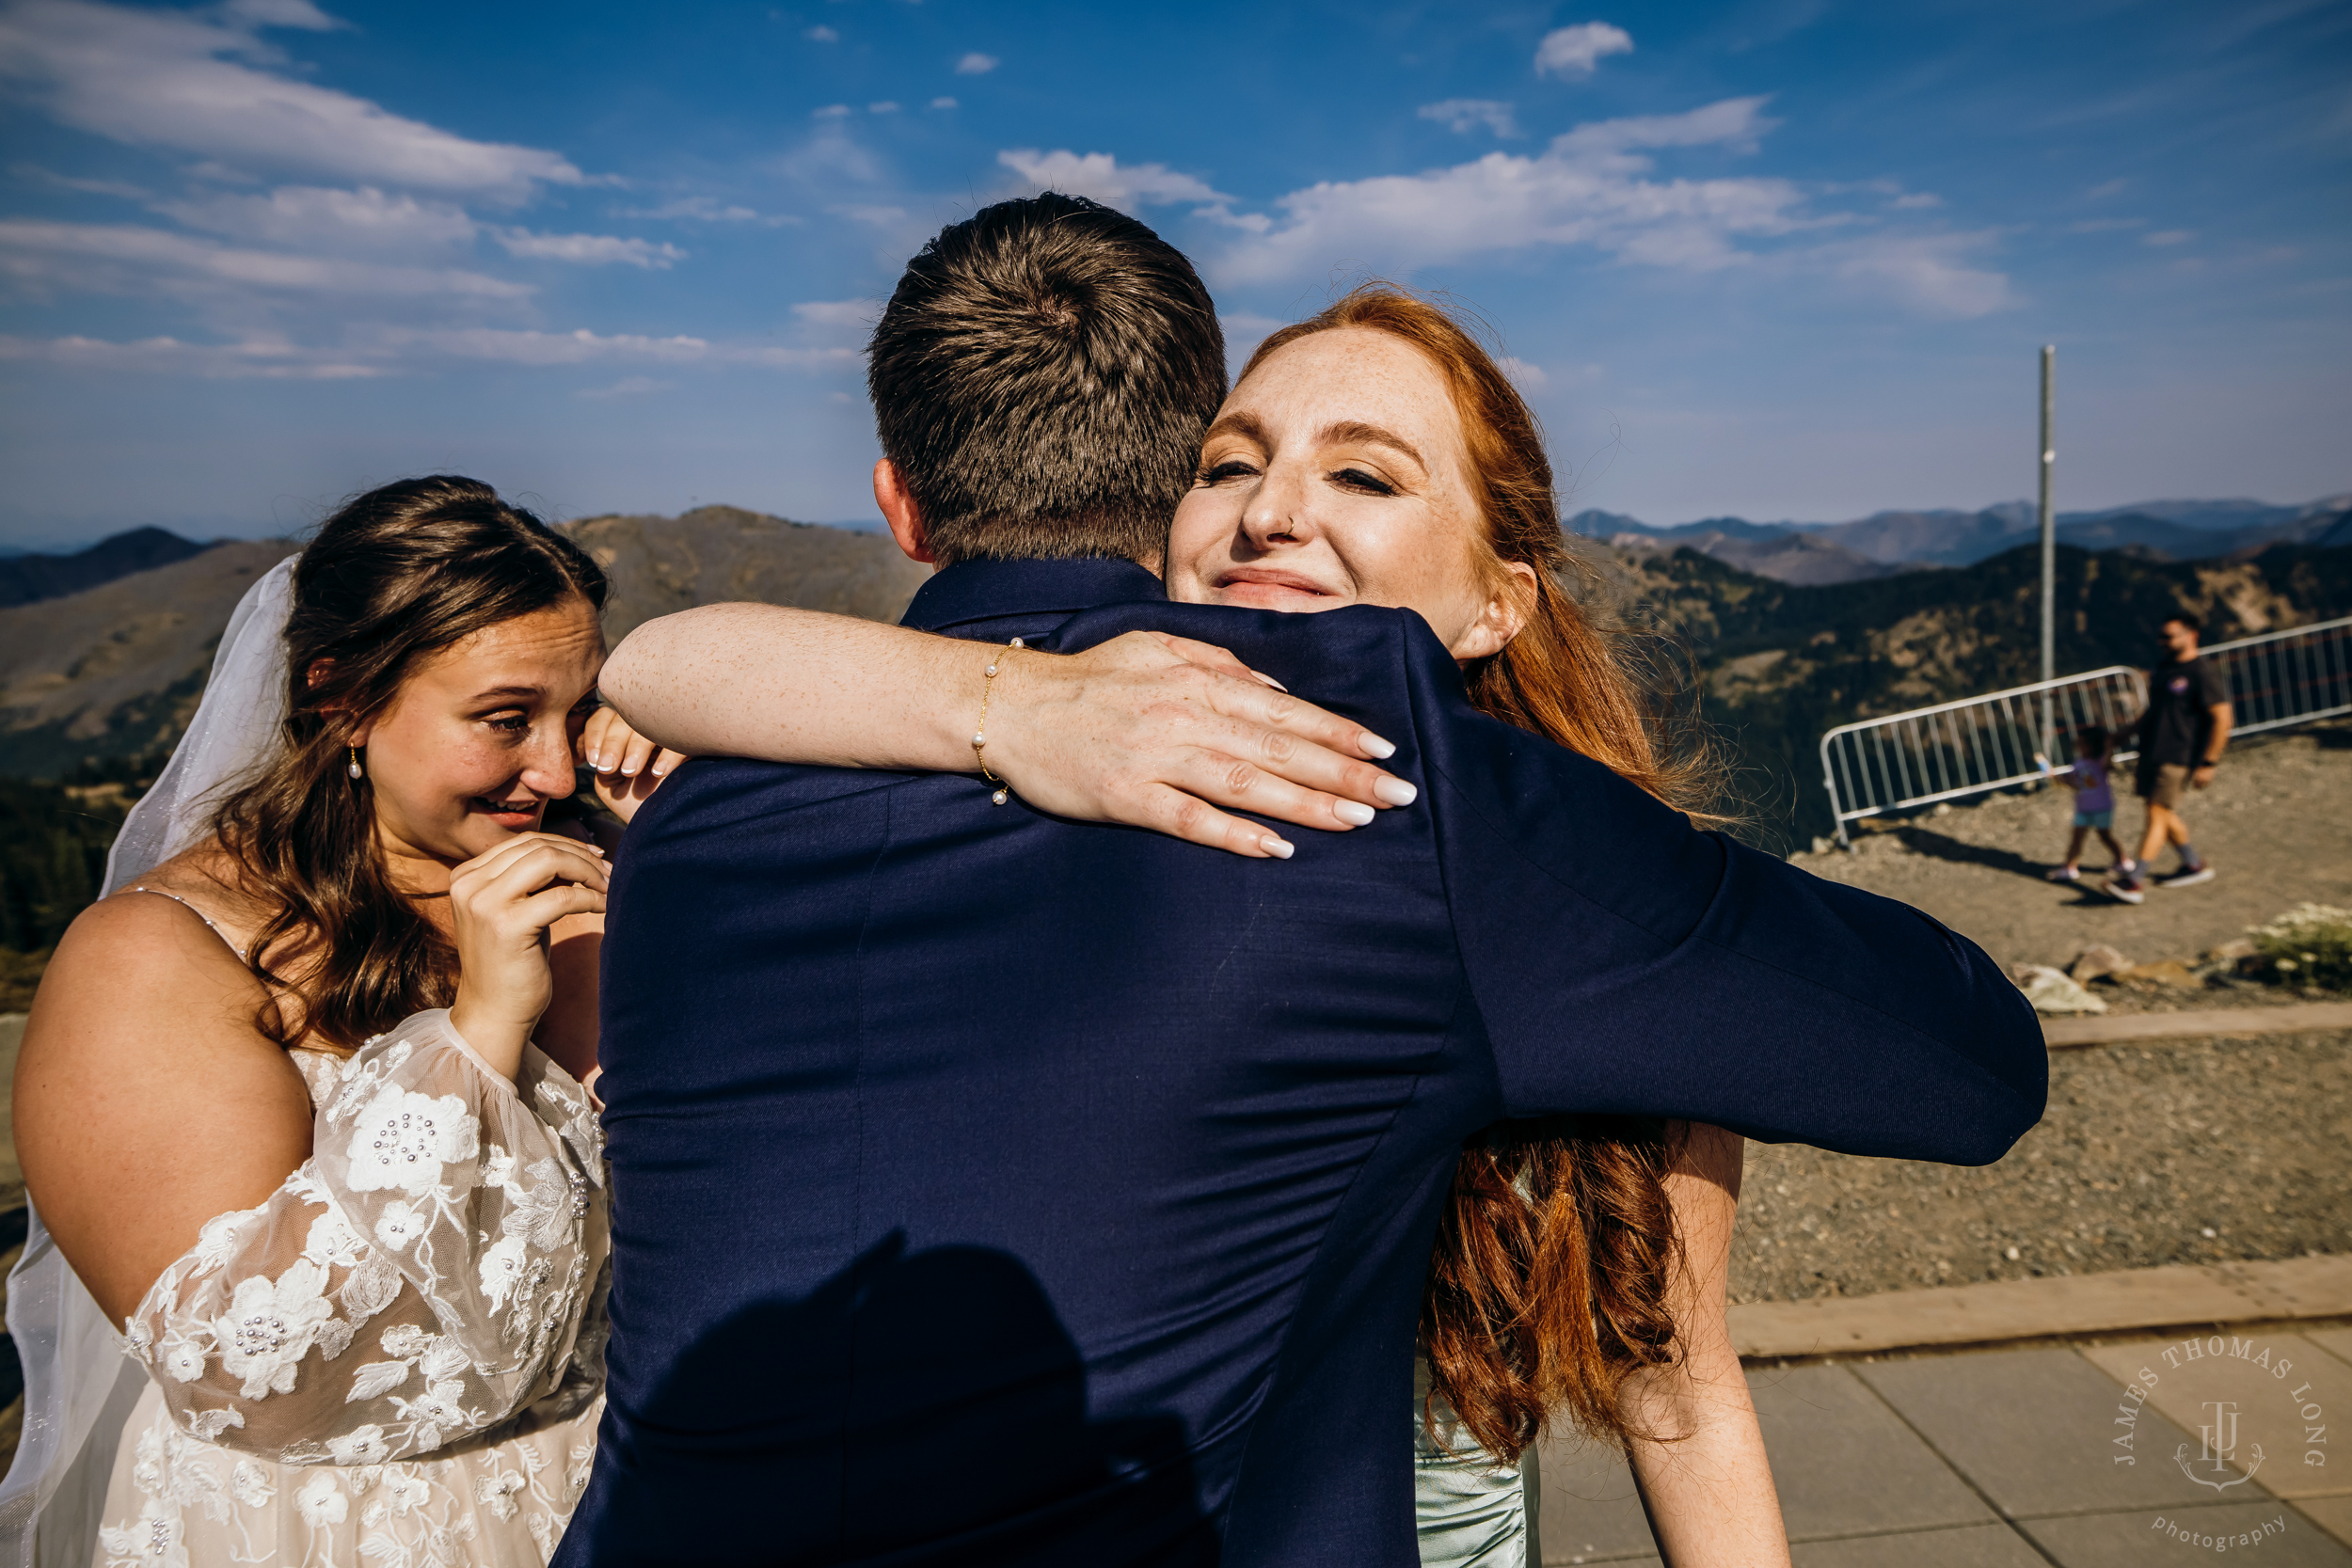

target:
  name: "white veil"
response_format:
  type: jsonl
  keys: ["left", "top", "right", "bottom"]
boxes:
{"left": 0, "top": 556, "right": 299, "bottom": 1567}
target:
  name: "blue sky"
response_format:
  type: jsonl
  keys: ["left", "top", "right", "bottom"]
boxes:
{"left": 1, "top": 0, "right": 2346, "bottom": 548}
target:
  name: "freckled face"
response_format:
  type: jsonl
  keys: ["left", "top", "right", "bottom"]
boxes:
{"left": 1165, "top": 327, "right": 1521, "bottom": 661}
{"left": 347, "top": 597, "right": 604, "bottom": 866}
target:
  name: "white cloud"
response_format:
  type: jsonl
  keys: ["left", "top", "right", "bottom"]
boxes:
{"left": 1551, "top": 96, "right": 1776, "bottom": 158}
{"left": 1534, "top": 22, "right": 1633, "bottom": 79}
{"left": 0, "top": 0, "right": 582, "bottom": 199}
{"left": 813, "top": 104, "right": 852, "bottom": 119}
{"left": 792, "top": 298, "right": 879, "bottom": 327}
{"left": 1891, "top": 191, "right": 1942, "bottom": 209}
{"left": 996, "top": 149, "right": 1230, "bottom": 211}
{"left": 576, "top": 374, "right": 671, "bottom": 399}
{"left": 1497, "top": 356, "right": 1549, "bottom": 389}
{"left": 9, "top": 161, "right": 148, "bottom": 198}
{"left": 0, "top": 329, "right": 379, "bottom": 376}
{"left": 218, "top": 0, "right": 339, "bottom": 29}
{"left": 1418, "top": 100, "right": 1519, "bottom": 138}
{"left": 804, "top": 24, "right": 837, "bottom": 42}
{"left": 954, "top": 52, "right": 997, "bottom": 74}
{"left": 493, "top": 229, "right": 686, "bottom": 268}
{"left": 0, "top": 216, "right": 530, "bottom": 298}
{"left": 2144, "top": 229, "right": 2194, "bottom": 246}
{"left": 930, "top": 96, "right": 957, "bottom": 110}
{"left": 158, "top": 183, "right": 477, "bottom": 254}
{"left": 2070, "top": 216, "right": 2143, "bottom": 232}
{"left": 616, "top": 195, "right": 772, "bottom": 224}
{"left": 1209, "top": 98, "right": 1802, "bottom": 285}
{"left": 868, "top": 101, "right": 898, "bottom": 114}
{"left": 1200, "top": 95, "right": 2012, "bottom": 320}
{"left": 1820, "top": 232, "right": 2016, "bottom": 318}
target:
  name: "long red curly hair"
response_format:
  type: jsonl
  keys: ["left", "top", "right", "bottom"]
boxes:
{"left": 1236, "top": 286, "right": 1722, "bottom": 1461}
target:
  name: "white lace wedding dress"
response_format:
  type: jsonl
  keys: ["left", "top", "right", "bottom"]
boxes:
{"left": 90, "top": 1007, "right": 610, "bottom": 1568}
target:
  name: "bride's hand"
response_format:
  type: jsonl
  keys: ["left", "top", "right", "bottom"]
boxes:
{"left": 980, "top": 630, "right": 1418, "bottom": 859}
{"left": 580, "top": 705, "right": 689, "bottom": 823}
{"left": 447, "top": 832, "right": 611, "bottom": 1080}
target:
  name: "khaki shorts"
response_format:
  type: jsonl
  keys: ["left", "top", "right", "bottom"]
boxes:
{"left": 2137, "top": 761, "right": 2190, "bottom": 809}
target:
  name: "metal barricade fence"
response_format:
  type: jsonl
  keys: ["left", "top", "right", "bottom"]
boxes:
{"left": 1817, "top": 614, "right": 2352, "bottom": 847}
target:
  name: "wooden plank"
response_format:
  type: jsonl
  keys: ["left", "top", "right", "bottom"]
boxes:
{"left": 2041, "top": 1002, "right": 2352, "bottom": 1048}
{"left": 1733, "top": 1254, "right": 2352, "bottom": 1360}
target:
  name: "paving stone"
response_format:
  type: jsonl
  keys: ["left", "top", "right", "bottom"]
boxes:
{"left": 1789, "top": 1522, "right": 2047, "bottom": 1567}
{"left": 2307, "top": 1329, "right": 2352, "bottom": 1374}
{"left": 2299, "top": 1496, "right": 2352, "bottom": 1550}
{"left": 2078, "top": 1332, "right": 2352, "bottom": 1500}
{"left": 1854, "top": 1347, "right": 2217, "bottom": 1514}
{"left": 1534, "top": 1433, "right": 1655, "bottom": 1565}
{"left": 1746, "top": 1364, "right": 1995, "bottom": 1537}
{"left": 2023, "top": 1498, "right": 2352, "bottom": 1567}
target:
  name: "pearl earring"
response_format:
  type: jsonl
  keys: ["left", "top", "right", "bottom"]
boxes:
{"left": 347, "top": 745, "right": 364, "bottom": 781}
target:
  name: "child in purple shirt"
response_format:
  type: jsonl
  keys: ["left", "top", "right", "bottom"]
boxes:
{"left": 2046, "top": 722, "right": 2136, "bottom": 882}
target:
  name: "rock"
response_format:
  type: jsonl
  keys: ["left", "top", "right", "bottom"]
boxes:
{"left": 1811, "top": 836, "right": 1836, "bottom": 855}
{"left": 2116, "top": 958, "right": 2199, "bottom": 989}
{"left": 2012, "top": 965, "right": 2108, "bottom": 1015}
{"left": 2206, "top": 938, "right": 2259, "bottom": 963}
{"left": 2070, "top": 943, "right": 2136, "bottom": 984}
{"left": 1933, "top": 802, "right": 1952, "bottom": 817}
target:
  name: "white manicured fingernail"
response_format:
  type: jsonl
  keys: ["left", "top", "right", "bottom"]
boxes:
{"left": 1374, "top": 778, "right": 1418, "bottom": 806}
{"left": 1359, "top": 732, "right": 1396, "bottom": 759}
{"left": 1334, "top": 800, "right": 1375, "bottom": 826}
{"left": 1262, "top": 835, "right": 1294, "bottom": 859}
{"left": 1253, "top": 672, "right": 1289, "bottom": 692}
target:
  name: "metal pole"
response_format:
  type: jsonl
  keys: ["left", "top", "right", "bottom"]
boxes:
{"left": 2038, "top": 345, "right": 2056, "bottom": 757}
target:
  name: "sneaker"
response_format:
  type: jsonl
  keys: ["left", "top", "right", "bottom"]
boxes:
{"left": 2104, "top": 877, "right": 2146, "bottom": 905}
{"left": 2045, "top": 866, "right": 2081, "bottom": 882}
{"left": 2157, "top": 865, "right": 2216, "bottom": 890}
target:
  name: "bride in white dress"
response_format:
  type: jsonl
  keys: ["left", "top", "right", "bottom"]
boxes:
{"left": 0, "top": 474, "right": 1403, "bottom": 1568}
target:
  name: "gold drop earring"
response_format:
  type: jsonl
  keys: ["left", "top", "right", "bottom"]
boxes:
{"left": 347, "top": 744, "right": 364, "bottom": 781}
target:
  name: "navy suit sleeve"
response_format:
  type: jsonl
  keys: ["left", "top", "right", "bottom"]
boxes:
{"left": 1407, "top": 630, "right": 2046, "bottom": 1165}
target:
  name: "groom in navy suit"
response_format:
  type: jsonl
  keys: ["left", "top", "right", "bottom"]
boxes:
{"left": 564, "top": 195, "right": 2044, "bottom": 1566}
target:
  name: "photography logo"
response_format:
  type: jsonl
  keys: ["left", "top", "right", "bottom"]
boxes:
{"left": 2106, "top": 1332, "right": 2329, "bottom": 1553}
{"left": 2177, "top": 1398, "right": 2261, "bottom": 1492}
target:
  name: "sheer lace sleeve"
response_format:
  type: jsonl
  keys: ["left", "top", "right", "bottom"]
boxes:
{"left": 119, "top": 1009, "right": 608, "bottom": 1465}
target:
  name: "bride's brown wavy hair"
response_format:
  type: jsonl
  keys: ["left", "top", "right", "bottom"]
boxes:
{"left": 1237, "top": 286, "right": 1722, "bottom": 1462}
{"left": 211, "top": 476, "right": 607, "bottom": 1049}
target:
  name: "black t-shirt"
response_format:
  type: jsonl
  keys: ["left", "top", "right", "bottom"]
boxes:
{"left": 2140, "top": 655, "right": 2229, "bottom": 767}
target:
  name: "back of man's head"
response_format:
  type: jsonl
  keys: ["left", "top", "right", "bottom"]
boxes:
{"left": 868, "top": 193, "right": 1226, "bottom": 566}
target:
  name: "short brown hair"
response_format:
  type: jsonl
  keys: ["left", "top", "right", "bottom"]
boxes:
{"left": 867, "top": 194, "right": 1226, "bottom": 565}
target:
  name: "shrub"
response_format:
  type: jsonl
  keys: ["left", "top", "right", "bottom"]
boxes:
{"left": 2248, "top": 903, "right": 2352, "bottom": 992}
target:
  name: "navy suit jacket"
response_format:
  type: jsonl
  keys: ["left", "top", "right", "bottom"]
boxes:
{"left": 561, "top": 557, "right": 2044, "bottom": 1567}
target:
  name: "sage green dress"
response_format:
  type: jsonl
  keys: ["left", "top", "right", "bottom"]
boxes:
{"left": 1413, "top": 1358, "right": 1542, "bottom": 1567}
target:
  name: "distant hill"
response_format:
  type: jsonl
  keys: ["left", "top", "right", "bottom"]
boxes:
{"left": 1570, "top": 491, "right": 2352, "bottom": 584}
{"left": 568, "top": 504, "right": 927, "bottom": 646}
{"left": 0, "top": 527, "right": 209, "bottom": 609}
{"left": 0, "top": 508, "right": 925, "bottom": 780}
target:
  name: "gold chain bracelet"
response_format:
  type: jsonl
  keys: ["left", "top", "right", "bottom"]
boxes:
{"left": 971, "top": 637, "right": 1025, "bottom": 805}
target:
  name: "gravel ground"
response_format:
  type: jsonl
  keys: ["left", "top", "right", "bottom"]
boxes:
{"left": 1784, "top": 726, "right": 2352, "bottom": 983}
{"left": 1728, "top": 1030, "right": 2352, "bottom": 1304}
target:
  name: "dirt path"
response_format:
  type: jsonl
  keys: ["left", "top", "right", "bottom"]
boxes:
{"left": 1783, "top": 726, "right": 2352, "bottom": 978}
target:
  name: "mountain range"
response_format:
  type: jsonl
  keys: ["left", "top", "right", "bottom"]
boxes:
{"left": 1574, "top": 493, "right": 2352, "bottom": 586}
{"left": 2, "top": 503, "right": 2344, "bottom": 850}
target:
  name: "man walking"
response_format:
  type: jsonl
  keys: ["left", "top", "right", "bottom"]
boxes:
{"left": 2106, "top": 611, "right": 2232, "bottom": 904}
{"left": 563, "top": 195, "right": 2044, "bottom": 1566}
